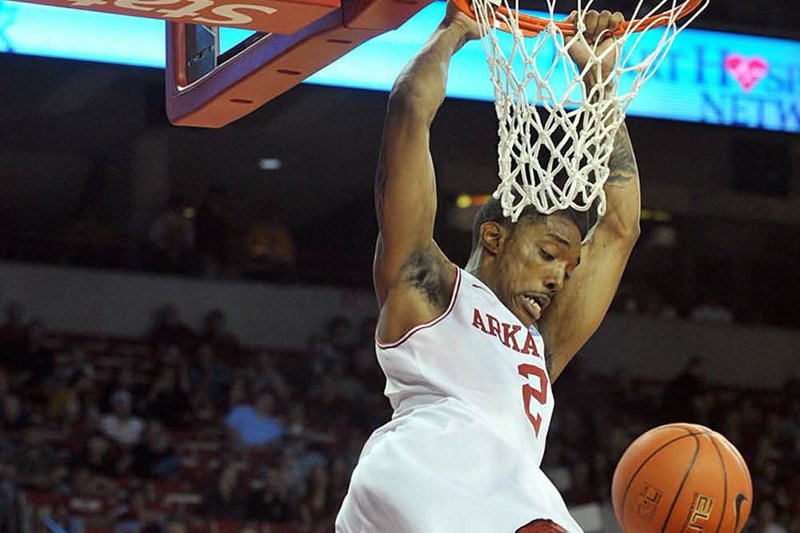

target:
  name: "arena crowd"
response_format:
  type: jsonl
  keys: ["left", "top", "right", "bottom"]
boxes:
{"left": 0, "top": 301, "right": 798, "bottom": 532}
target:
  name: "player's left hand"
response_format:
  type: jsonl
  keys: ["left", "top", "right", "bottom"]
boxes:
{"left": 566, "top": 10, "right": 624, "bottom": 85}
{"left": 444, "top": 0, "right": 482, "bottom": 41}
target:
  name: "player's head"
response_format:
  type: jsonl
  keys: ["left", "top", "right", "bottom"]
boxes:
{"left": 468, "top": 197, "right": 588, "bottom": 327}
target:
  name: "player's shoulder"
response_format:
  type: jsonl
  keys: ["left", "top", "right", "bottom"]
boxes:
{"left": 376, "top": 246, "right": 459, "bottom": 345}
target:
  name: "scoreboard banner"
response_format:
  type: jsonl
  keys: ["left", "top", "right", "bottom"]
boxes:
{"left": 1, "top": 0, "right": 798, "bottom": 132}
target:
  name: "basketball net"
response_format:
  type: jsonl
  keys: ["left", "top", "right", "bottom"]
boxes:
{"left": 466, "top": 0, "right": 708, "bottom": 226}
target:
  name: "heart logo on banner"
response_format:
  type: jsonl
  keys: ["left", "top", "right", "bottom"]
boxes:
{"left": 724, "top": 54, "right": 769, "bottom": 93}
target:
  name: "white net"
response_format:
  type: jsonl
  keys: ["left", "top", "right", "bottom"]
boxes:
{"left": 469, "top": 0, "right": 708, "bottom": 225}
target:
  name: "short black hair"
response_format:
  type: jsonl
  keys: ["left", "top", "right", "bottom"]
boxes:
{"left": 470, "top": 196, "right": 596, "bottom": 256}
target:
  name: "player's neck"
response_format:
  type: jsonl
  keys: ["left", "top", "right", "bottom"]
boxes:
{"left": 465, "top": 252, "right": 499, "bottom": 295}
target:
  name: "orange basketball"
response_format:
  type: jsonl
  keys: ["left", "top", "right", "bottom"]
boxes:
{"left": 611, "top": 423, "right": 752, "bottom": 533}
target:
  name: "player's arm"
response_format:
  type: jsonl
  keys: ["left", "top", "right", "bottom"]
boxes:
{"left": 540, "top": 10, "right": 641, "bottom": 381}
{"left": 541, "top": 122, "right": 640, "bottom": 380}
{"left": 374, "top": 5, "right": 479, "bottom": 342}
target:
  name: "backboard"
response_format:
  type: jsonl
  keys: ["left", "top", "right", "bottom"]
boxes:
{"left": 12, "top": 0, "right": 435, "bottom": 127}
{"left": 168, "top": 0, "right": 436, "bottom": 127}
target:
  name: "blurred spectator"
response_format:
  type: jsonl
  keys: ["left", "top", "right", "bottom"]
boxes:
{"left": 301, "top": 464, "right": 334, "bottom": 524}
{"left": 754, "top": 459, "right": 783, "bottom": 505}
{"left": 200, "top": 309, "right": 243, "bottom": 367}
{"left": 284, "top": 405, "right": 334, "bottom": 444}
{"left": 0, "top": 391, "right": 30, "bottom": 431}
{"left": 638, "top": 288, "right": 678, "bottom": 319}
{"left": 144, "top": 364, "right": 192, "bottom": 428}
{"left": 102, "top": 365, "right": 147, "bottom": 414}
{"left": 248, "top": 351, "right": 291, "bottom": 401}
{"left": 0, "top": 302, "right": 28, "bottom": 373}
{"left": 562, "top": 460, "right": 595, "bottom": 506}
{"left": 328, "top": 457, "right": 352, "bottom": 513}
{"left": 352, "top": 341, "right": 384, "bottom": 393}
{"left": 281, "top": 436, "right": 327, "bottom": 491}
{"left": 11, "top": 428, "right": 64, "bottom": 489}
{"left": 21, "top": 318, "right": 55, "bottom": 385}
{"left": 690, "top": 288, "right": 735, "bottom": 323}
{"left": 78, "top": 432, "right": 122, "bottom": 478}
{"left": 48, "top": 366, "right": 98, "bottom": 423}
{"left": 246, "top": 468, "right": 295, "bottom": 522}
{"left": 149, "top": 304, "right": 195, "bottom": 352}
{"left": 325, "top": 316, "right": 355, "bottom": 356}
{"left": 130, "top": 420, "right": 181, "bottom": 479}
{"left": 67, "top": 466, "right": 116, "bottom": 531}
{"left": 753, "top": 500, "right": 788, "bottom": 533}
{"left": 307, "top": 375, "right": 350, "bottom": 431}
{"left": 190, "top": 388, "right": 218, "bottom": 423}
{"left": 101, "top": 390, "right": 145, "bottom": 447}
{"left": 612, "top": 282, "right": 640, "bottom": 315}
{"left": 201, "top": 463, "right": 248, "bottom": 520}
{"left": 0, "top": 458, "right": 18, "bottom": 531}
{"left": 148, "top": 195, "right": 195, "bottom": 273}
{"left": 0, "top": 310, "right": 54, "bottom": 387}
{"left": 113, "top": 488, "right": 164, "bottom": 532}
{"left": 662, "top": 357, "right": 705, "bottom": 423}
{"left": 226, "top": 390, "right": 284, "bottom": 448}
{"left": 227, "top": 375, "right": 251, "bottom": 410}
{"left": 190, "top": 342, "right": 233, "bottom": 405}
{"left": 306, "top": 334, "right": 340, "bottom": 378}
{"left": 327, "top": 360, "right": 365, "bottom": 402}
{"left": 164, "top": 514, "right": 189, "bottom": 533}
{"left": 244, "top": 217, "right": 297, "bottom": 279}
{"left": 195, "top": 185, "right": 229, "bottom": 277}
{"left": 590, "top": 452, "right": 613, "bottom": 503}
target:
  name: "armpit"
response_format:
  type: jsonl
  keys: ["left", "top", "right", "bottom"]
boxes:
{"left": 402, "top": 250, "right": 450, "bottom": 309}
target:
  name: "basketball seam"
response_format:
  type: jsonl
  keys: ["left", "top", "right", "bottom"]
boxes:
{"left": 619, "top": 426, "right": 695, "bottom": 526}
{"left": 660, "top": 434, "right": 702, "bottom": 533}
{"left": 719, "top": 437, "right": 751, "bottom": 531}
{"left": 709, "top": 433, "right": 728, "bottom": 533}
{"left": 721, "top": 437, "right": 751, "bottom": 486}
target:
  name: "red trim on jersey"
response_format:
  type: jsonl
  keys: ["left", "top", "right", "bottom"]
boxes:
{"left": 516, "top": 519, "right": 568, "bottom": 533}
{"left": 375, "top": 267, "right": 462, "bottom": 350}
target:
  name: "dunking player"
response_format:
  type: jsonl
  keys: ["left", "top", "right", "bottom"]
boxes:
{"left": 336, "top": 3, "right": 638, "bottom": 532}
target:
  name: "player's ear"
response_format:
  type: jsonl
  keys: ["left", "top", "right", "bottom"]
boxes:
{"left": 480, "top": 221, "right": 506, "bottom": 256}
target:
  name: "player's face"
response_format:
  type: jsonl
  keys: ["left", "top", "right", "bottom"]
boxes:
{"left": 495, "top": 215, "right": 581, "bottom": 327}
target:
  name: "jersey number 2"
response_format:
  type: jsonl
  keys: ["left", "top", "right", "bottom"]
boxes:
{"left": 518, "top": 364, "right": 548, "bottom": 437}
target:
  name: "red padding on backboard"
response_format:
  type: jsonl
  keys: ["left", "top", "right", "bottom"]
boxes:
{"left": 343, "top": 0, "right": 430, "bottom": 30}
{"left": 167, "top": 0, "right": 433, "bottom": 127}
{"left": 166, "top": 11, "right": 380, "bottom": 127}
{"left": 15, "top": 0, "right": 340, "bottom": 35}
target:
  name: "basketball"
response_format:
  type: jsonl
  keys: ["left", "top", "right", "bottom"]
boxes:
{"left": 612, "top": 423, "right": 752, "bottom": 533}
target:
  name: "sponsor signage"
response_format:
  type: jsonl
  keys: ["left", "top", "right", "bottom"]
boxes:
{"left": 5, "top": 0, "right": 337, "bottom": 34}
{"left": 1, "top": 0, "right": 798, "bottom": 132}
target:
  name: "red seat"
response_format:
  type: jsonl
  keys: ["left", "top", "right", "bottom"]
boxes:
{"left": 23, "top": 490, "right": 63, "bottom": 507}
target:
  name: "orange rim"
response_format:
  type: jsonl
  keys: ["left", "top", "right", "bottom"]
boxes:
{"left": 452, "top": 0, "right": 706, "bottom": 37}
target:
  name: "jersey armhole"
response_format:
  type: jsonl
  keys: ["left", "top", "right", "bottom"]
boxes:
{"left": 375, "top": 267, "right": 462, "bottom": 350}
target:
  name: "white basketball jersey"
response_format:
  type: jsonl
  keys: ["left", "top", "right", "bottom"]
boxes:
{"left": 336, "top": 268, "right": 583, "bottom": 533}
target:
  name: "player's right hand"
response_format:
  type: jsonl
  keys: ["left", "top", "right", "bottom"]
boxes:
{"left": 566, "top": 9, "right": 624, "bottom": 84}
{"left": 444, "top": 0, "right": 482, "bottom": 41}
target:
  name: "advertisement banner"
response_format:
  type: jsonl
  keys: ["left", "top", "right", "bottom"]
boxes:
{"left": 1, "top": 0, "right": 798, "bottom": 132}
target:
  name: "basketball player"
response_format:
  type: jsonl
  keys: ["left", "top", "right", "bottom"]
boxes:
{"left": 336, "top": 3, "right": 638, "bottom": 532}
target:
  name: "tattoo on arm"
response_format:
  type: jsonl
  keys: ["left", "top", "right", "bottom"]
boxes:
{"left": 607, "top": 123, "right": 638, "bottom": 184}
